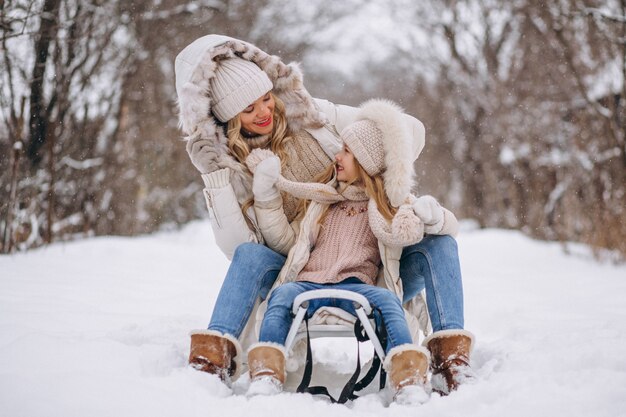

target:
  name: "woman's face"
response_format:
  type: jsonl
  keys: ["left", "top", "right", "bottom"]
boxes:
{"left": 239, "top": 92, "right": 275, "bottom": 136}
{"left": 335, "top": 144, "right": 360, "bottom": 183}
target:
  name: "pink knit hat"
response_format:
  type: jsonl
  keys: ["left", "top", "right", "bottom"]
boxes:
{"left": 339, "top": 99, "right": 415, "bottom": 207}
{"left": 341, "top": 120, "right": 385, "bottom": 176}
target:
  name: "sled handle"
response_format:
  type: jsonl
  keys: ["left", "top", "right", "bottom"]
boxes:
{"left": 291, "top": 289, "right": 372, "bottom": 315}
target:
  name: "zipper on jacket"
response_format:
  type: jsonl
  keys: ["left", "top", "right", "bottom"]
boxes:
{"left": 204, "top": 190, "right": 222, "bottom": 228}
{"left": 324, "top": 123, "right": 341, "bottom": 139}
{"left": 247, "top": 207, "right": 264, "bottom": 244}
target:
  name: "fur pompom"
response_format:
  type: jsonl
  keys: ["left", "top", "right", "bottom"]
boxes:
{"left": 391, "top": 204, "right": 424, "bottom": 246}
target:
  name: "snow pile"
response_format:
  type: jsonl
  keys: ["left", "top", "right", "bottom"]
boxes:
{"left": 1, "top": 221, "right": 625, "bottom": 417}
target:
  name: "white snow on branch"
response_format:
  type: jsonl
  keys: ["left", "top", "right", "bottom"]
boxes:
{"left": 51, "top": 212, "right": 84, "bottom": 234}
{"left": 545, "top": 178, "right": 571, "bottom": 216}
{"left": 60, "top": 156, "right": 104, "bottom": 170}
{"left": 139, "top": 0, "right": 224, "bottom": 21}
{"left": 582, "top": 7, "right": 626, "bottom": 23}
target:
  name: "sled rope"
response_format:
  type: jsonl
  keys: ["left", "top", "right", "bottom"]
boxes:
{"left": 296, "top": 308, "right": 387, "bottom": 403}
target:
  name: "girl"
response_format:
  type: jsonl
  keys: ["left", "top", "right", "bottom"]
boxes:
{"left": 242, "top": 100, "right": 473, "bottom": 402}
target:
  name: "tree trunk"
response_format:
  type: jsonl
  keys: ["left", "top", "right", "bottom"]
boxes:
{"left": 44, "top": 122, "right": 56, "bottom": 243}
{"left": 2, "top": 142, "right": 22, "bottom": 253}
{"left": 27, "top": 0, "right": 60, "bottom": 166}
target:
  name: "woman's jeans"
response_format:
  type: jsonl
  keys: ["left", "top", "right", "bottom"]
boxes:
{"left": 399, "top": 235, "right": 464, "bottom": 331}
{"left": 208, "top": 243, "right": 286, "bottom": 337}
{"left": 208, "top": 235, "right": 464, "bottom": 337}
{"left": 259, "top": 279, "right": 412, "bottom": 353}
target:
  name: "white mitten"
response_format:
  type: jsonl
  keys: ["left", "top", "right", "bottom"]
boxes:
{"left": 246, "top": 148, "right": 278, "bottom": 174}
{"left": 412, "top": 195, "right": 444, "bottom": 233}
{"left": 251, "top": 155, "right": 281, "bottom": 202}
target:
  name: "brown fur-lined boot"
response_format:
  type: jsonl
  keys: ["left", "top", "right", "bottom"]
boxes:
{"left": 384, "top": 345, "right": 431, "bottom": 405}
{"left": 424, "top": 329, "right": 475, "bottom": 395}
{"left": 246, "top": 343, "right": 286, "bottom": 397}
{"left": 188, "top": 330, "right": 241, "bottom": 384}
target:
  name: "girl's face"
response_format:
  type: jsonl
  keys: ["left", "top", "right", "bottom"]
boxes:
{"left": 239, "top": 93, "right": 275, "bottom": 136}
{"left": 335, "top": 144, "right": 360, "bottom": 183}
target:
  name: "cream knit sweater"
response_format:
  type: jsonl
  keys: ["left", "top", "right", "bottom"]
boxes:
{"left": 279, "top": 130, "right": 332, "bottom": 222}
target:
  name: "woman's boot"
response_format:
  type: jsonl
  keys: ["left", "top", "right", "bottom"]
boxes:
{"left": 423, "top": 329, "right": 475, "bottom": 395}
{"left": 384, "top": 345, "right": 431, "bottom": 405}
{"left": 188, "top": 330, "right": 242, "bottom": 384}
{"left": 246, "top": 343, "right": 286, "bottom": 397}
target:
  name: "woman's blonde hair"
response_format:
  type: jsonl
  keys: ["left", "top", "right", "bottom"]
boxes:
{"left": 226, "top": 93, "right": 290, "bottom": 165}
{"left": 228, "top": 93, "right": 291, "bottom": 227}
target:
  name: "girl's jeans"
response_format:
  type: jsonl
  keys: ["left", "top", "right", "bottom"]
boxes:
{"left": 258, "top": 279, "right": 412, "bottom": 353}
{"left": 207, "top": 235, "right": 464, "bottom": 337}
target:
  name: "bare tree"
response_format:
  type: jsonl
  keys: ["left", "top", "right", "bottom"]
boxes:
{"left": 414, "top": 0, "right": 625, "bottom": 259}
{"left": 2, "top": 0, "right": 623, "bottom": 259}
{"left": 1, "top": 0, "right": 136, "bottom": 250}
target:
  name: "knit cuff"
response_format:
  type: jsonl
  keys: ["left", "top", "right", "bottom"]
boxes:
{"left": 201, "top": 168, "right": 230, "bottom": 189}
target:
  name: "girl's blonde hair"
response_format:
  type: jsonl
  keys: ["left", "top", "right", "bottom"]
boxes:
{"left": 358, "top": 163, "right": 397, "bottom": 221}
{"left": 228, "top": 93, "right": 291, "bottom": 227}
{"left": 296, "top": 158, "right": 397, "bottom": 225}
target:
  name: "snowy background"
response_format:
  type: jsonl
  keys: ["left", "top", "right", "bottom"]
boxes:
{"left": 3, "top": 1, "right": 625, "bottom": 259}
{"left": 1, "top": 2, "right": 625, "bottom": 415}
{"left": 2, "top": 221, "right": 625, "bottom": 417}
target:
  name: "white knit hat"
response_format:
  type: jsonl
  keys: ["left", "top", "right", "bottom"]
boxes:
{"left": 209, "top": 57, "right": 273, "bottom": 122}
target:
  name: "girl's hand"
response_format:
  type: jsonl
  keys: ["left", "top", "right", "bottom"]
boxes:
{"left": 412, "top": 195, "right": 445, "bottom": 231}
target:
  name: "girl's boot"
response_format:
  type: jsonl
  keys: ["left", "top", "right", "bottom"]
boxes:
{"left": 246, "top": 343, "right": 286, "bottom": 396}
{"left": 384, "top": 345, "right": 430, "bottom": 405}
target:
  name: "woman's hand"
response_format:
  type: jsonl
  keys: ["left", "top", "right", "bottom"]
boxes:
{"left": 186, "top": 133, "right": 219, "bottom": 174}
{"left": 246, "top": 149, "right": 281, "bottom": 202}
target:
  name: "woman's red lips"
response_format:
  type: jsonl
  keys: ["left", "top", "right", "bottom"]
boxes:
{"left": 255, "top": 117, "right": 272, "bottom": 127}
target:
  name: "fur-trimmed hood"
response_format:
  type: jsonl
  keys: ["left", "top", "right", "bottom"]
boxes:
{"left": 175, "top": 34, "right": 326, "bottom": 146}
{"left": 345, "top": 99, "right": 417, "bottom": 207}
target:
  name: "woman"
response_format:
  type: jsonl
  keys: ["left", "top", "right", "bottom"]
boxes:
{"left": 176, "top": 35, "right": 471, "bottom": 395}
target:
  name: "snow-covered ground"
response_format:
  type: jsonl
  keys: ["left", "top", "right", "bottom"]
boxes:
{"left": 1, "top": 221, "right": 625, "bottom": 417}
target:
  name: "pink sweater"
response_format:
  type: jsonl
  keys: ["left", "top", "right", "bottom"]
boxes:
{"left": 297, "top": 200, "right": 380, "bottom": 285}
